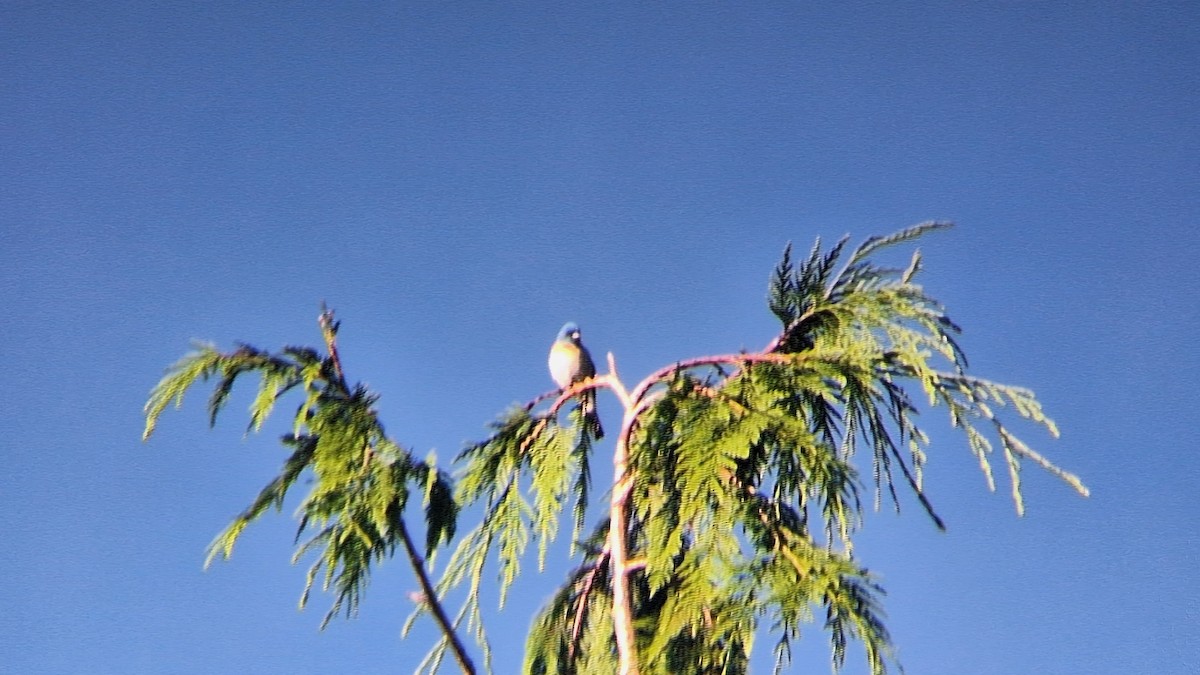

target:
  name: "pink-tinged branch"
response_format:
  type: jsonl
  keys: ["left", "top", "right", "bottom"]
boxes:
{"left": 609, "top": 426, "right": 638, "bottom": 675}
{"left": 593, "top": 352, "right": 641, "bottom": 675}
{"left": 628, "top": 352, "right": 795, "bottom": 403}
{"left": 526, "top": 376, "right": 613, "bottom": 415}
{"left": 627, "top": 352, "right": 799, "bottom": 417}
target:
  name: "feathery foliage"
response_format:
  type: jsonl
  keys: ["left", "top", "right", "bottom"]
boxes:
{"left": 403, "top": 404, "right": 588, "bottom": 672}
{"left": 142, "top": 315, "right": 468, "bottom": 669}
{"left": 513, "top": 221, "right": 1085, "bottom": 674}
{"left": 145, "top": 223, "right": 1087, "bottom": 675}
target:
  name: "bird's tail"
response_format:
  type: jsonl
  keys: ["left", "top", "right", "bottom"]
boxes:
{"left": 582, "top": 391, "right": 604, "bottom": 440}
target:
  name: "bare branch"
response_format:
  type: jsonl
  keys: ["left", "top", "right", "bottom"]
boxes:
{"left": 397, "top": 518, "right": 477, "bottom": 675}
{"left": 318, "top": 304, "right": 347, "bottom": 389}
{"left": 609, "top": 427, "right": 639, "bottom": 675}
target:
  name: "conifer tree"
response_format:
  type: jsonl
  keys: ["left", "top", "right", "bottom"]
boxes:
{"left": 143, "top": 222, "right": 1088, "bottom": 675}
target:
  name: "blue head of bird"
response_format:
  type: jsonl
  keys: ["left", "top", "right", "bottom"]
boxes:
{"left": 557, "top": 322, "right": 581, "bottom": 343}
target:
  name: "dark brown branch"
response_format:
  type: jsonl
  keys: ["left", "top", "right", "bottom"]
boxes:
{"left": 568, "top": 548, "right": 610, "bottom": 663}
{"left": 397, "top": 518, "right": 477, "bottom": 675}
{"left": 885, "top": 441, "right": 946, "bottom": 531}
{"left": 524, "top": 387, "right": 563, "bottom": 411}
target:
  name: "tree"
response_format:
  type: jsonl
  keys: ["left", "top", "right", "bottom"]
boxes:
{"left": 143, "top": 222, "right": 1088, "bottom": 675}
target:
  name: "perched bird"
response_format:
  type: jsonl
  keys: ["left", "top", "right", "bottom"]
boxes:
{"left": 548, "top": 322, "right": 604, "bottom": 439}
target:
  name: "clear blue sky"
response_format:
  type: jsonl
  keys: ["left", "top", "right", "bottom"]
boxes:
{"left": 3, "top": 2, "right": 1197, "bottom": 673}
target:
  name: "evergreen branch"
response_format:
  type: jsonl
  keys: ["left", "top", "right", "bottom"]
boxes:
{"left": 141, "top": 343, "right": 224, "bottom": 440}
{"left": 523, "top": 386, "right": 565, "bottom": 411}
{"left": 768, "top": 242, "right": 797, "bottom": 325}
{"left": 433, "top": 403, "right": 587, "bottom": 668}
{"left": 434, "top": 524, "right": 500, "bottom": 671}
{"left": 928, "top": 369, "right": 1088, "bottom": 511}
{"left": 628, "top": 352, "right": 799, "bottom": 415}
{"left": 569, "top": 548, "right": 610, "bottom": 663}
{"left": 420, "top": 461, "right": 459, "bottom": 557}
{"left": 204, "top": 434, "right": 317, "bottom": 566}
{"left": 144, "top": 309, "right": 473, "bottom": 673}
{"left": 884, "top": 439, "right": 945, "bottom": 530}
{"left": 846, "top": 221, "right": 953, "bottom": 269}
{"left": 522, "top": 528, "right": 613, "bottom": 674}
{"left": 147, "top": 225, "right": 1090, "bottom": 674}
{"left": 745, "top": 493, "right": 893, "bottom": 674}
{"left": 570, "top": 430, "right": 592, "bottom": 555}
{"left": 996, "top": 423, "right": 1090, "bottom": 499}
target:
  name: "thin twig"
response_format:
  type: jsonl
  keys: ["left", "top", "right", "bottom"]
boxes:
{"left": 318, "top": 304, "right": 346, "bottom": 388}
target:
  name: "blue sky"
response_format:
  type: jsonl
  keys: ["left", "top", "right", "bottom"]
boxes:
{"left": 3, "top": 2, "right": 1197, "bottom": 673}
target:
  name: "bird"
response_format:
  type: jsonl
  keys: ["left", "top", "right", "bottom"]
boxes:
{"left": 548, "top": 321, "right": 604, "bottom": 439}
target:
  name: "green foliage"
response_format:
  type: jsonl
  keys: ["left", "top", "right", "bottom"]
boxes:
{"left": 522, "top": 522, "right": 613, "bottom": 674}
{"left": 404, "top": 407, "right": 582, "bottom": 672}
{"left": 514, "top": 222, "right": 1085, "bottom": 675}
{"left": 144, "top": 223, "right": 1087, "bottom": 675}
{"left": 142, "top": 334, "right": 457, "bottom": 630}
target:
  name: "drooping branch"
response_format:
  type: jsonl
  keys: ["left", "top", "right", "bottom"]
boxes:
{"left": 449, "top": 224, "right": 1084, "bottom": 673}
{"left": 316, "top": 307, "right": 476, "bottom": 675}
{"left": 567, "top": 547, "right": 609, "bottom": 663}
{"left": 627, "top": 352, "right": 798, "bottom": 410}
